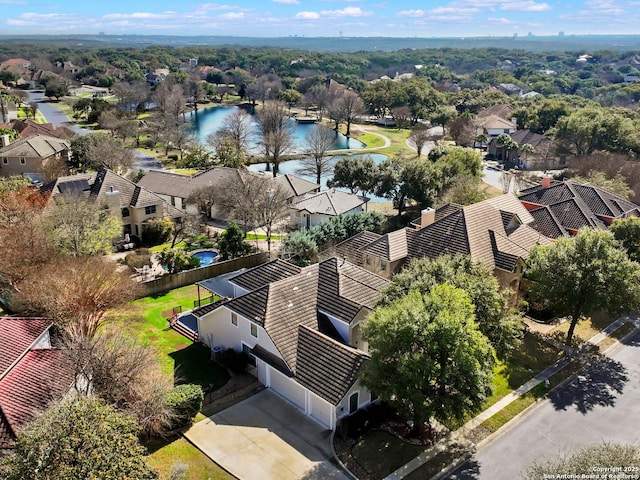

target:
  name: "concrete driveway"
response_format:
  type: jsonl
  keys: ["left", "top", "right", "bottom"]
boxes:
{"left": 184, "top": 389, "right": 349, "bottom": 480}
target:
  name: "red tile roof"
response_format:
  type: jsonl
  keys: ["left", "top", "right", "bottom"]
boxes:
{"left": 0, "top": 349, "right": 74, "bottom": 448}
{"left": 0, "top": 317, "right": 52, "bottom": 378}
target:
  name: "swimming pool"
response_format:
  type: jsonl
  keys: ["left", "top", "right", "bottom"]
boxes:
{"left": 192, "top": 250, "right": 218, "bottom": 267}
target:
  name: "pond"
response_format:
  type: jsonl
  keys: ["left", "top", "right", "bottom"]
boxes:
{"left": 188, "top": 105, "right": 365, "bottom": 153}
{"left": 248, "top": 153, "right": 389, "bottom": 203}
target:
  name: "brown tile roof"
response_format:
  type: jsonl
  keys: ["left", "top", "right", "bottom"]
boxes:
{"left": 360, "top": 229, "right": 408, "bottom": 261}
{"left": 230, "top": 259, "right": 301, "bottom": 292}
{"left": 45, "top": 169, "right": 183, "bottom": 218}
{"left": 290, "top": 189, "right": 368, "bottom": 216}
{"left": 476, "top": 104, "right": 515, "bottom": 120}
{"left": 518, "top": 180, "right": 640, "bottom": 233}
{"left": 329, "top": 231, "right": 382, "bottom": 266}
{"left": 137, "top": 167, "right": 318, "bottom": 205}
{"left": 529, "top": 207, "right": 567, "bottom": 239}
{"left": 0, "top": 317, "right": 52, "bottom": 378}
{"left": 206, "top": 258, "right": 387, "bottom": 375}
{"left": 9, "top": 119, "right": 65, "bottom": 139}
{"left": 406, "top": 194, "right": 551, "bottom": 272}
{"left": 0, "top": 134, "right": 70, "bottom": 158}
{"left": 318, "top": 258, "right": 388, "bottom": 322}
{"left": 295, "top": 326, "right": 367, "bottom": 405}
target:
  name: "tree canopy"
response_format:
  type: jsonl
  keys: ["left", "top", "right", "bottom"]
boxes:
{"left": 380, "top": 255, "right": 524, "bottom": 358}
{"left": 527, "top": 229, "right": 640, "bottom": 345}
{"left": 0, "top": 396, "right": 158, "bottom": 480}
{"left": 362, "top": 285, "right": 495, "bottom": 434}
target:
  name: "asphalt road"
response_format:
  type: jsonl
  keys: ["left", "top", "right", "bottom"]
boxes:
{"left": 27, "top": 91, "right": 162, "bottom": 171}
{"left": 450, "top": 328, "right": 640, "bottom": 479}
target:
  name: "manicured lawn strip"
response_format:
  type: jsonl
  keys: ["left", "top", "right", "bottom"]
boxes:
{"left": 444, "top": 332, "right": 562, "bottom": 430}
{"left": 351, "top": 430, "right": 425, "bottom": 480}
{"left": 147, "top": 437, "right": 233, "bottom": 480}
{"left": 403, "top": 444, "right": 470, "bottom": 480}
{"left": 598, "top": 322, "right": 637, "bottom": 352}
{"left": 476, "top": 359, "right": 582, "bottom": 436}
{"left": 355, "top": 132, "right": 385, "bottom": 149}
{"left": 245, "top": 232, "right": 282, "bottom": 241}
{"left": 550, "top": 314, "right": 617, "bottom": 344}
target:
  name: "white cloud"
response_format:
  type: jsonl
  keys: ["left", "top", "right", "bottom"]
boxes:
{"left": 219, "top": 12, "right": 244, "bottom": 19}
{"left": 273, "top": 0, "right": 299, "bottom": 4}
{"left": 320, "top": 7, "right": 372, "bottom": 17}
{"left": 397, "top": 9, "right": 426, "bottom": 18}
{"left": 488, "top": 16, "right": 512, "bottom": 24}
{"left": 500, "top": 1, "right": 551, "bottom": 12}
{"left": 295, "top": 11, "right": 320, "bottom": 19}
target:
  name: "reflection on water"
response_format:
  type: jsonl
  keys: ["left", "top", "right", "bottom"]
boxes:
{"left": 248, "top": 153, "right": 389, "bottom": 203}
{"left": 188, "top": 105, "right": 365, "bottom": 152}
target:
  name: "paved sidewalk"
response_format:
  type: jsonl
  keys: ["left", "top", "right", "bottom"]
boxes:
{"left": 382, "top": 314, "right": 639, "bottom": 480}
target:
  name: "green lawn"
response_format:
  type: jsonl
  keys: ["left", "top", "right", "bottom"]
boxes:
{"left": 147, "top": 437, "right": 233, "bottom": 480}
{"left": 107, "top": 284, "right": 228, "bottom": 388}
{"left": 245, "top": 232, "right": 281, "bottom": 241}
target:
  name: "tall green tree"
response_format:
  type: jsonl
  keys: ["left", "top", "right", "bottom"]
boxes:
{"left": 218, "top": 222, "right": 251, "bottom": 260}
{"left": 0, "top": 396, "right": 157, "bottom": 480}
{"left": 527, "top": 229, "right": 640, "bottom": 345}
{"left": 610, "top": 217, "right": 640, "bottom": 263}
{"left": 328, "top": 155, "right": 379, "bottom": 197}
{"left": 362, "top": 286, "right": 495, "bottom": 434}
{"left": 380, "top": 255, "right": 524, "bottom": 358}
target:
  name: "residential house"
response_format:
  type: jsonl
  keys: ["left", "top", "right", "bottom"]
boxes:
{"left": 0, "top": 317, "right": 75, "bottom": 450}
{"left": 0, "top": 134, "right": 71, "bottom": 179}
{"left": 43, "top": 169, "right": 183, "bottom": 242}
{"left": 137, "top": 167, "right": 319, "bottom": 220}
{"left": 497, "top": 83, "right": 524, "bottom": 96}
{"left": 519, "top": 178, "right": 640, "bottom": 238}
{"left": 289, "top": 188, "right": 369, "bottom": 229}
{"left": 2, "top": 118, "right": 67, "bottom": 139}
{"left": 0, "top": 58, "right": 31, "bottom": 70}
{"left": 195, "top": 257, "right": 389, "bottom": 430}
{"left": 475, "top": 114, "right": 517, "bottom": 138}
{"left": 487, "top": 129, "right": 559, "bottom": 169}
{"left": 329, "top": 194, "right": 552, "bottom": 290}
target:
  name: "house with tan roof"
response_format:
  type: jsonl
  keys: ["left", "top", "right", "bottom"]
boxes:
{"left": 138, "top": 167, "right": 320, "bottom": 221}
{"left": 330, "top": 194, "right": 552, "bottom": 290}
{"left": 194, "top": 257, "right": 388, "bottom": 429}
{"left": 43, "top": 169, "right": 183, "bottom": 242}
{"left": 0, "top": 317, "right": 75, "bottom": 450}
{"left": 519, "top": 178, "right": 640, "bottom": 238}
{"left": 0, "top": 134, "right": 71, "bottom": 179}
{"left": 487, "top": 129, "right": 558, "bottom": 169}
{"left": 289, "top": 188, "right": 369, "bottom": 229}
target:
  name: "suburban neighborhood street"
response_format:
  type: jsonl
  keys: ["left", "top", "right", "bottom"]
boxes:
{"left": 450, "top": 329, "right": 640, "bottom": 480}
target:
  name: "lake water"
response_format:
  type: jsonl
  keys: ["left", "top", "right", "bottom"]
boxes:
{"left": 248, "top": 153, "right": 389, "bottom": 203}
{"left": 188, "top": 105, "right": 365, "bottom": 153}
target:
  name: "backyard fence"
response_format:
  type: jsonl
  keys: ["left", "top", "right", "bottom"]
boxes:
{"left": 139, "top": 252, "right": 269, "bottom": 297}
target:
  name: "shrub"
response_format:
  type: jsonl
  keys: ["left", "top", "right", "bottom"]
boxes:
{"left": 124, "top": 251, "right": 151, "bottom": 271}
{"left": 165, "top": 384, "right": 204, "bottom": 430}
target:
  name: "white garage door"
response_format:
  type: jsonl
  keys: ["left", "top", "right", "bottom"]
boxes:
{"left": 270, "top": 368, "right": 306, "bottom": 410}
{"left": 310, "top": 394, "right": 333, "bottom": 429}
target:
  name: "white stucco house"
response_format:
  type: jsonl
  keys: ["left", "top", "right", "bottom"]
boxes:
{"left": 194, "top": 257, "right": 388, "bottom": 430}
{"left": 289, "top": 188, "right": 369, "bottom": 229}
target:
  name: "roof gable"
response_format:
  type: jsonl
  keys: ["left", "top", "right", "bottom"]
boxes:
{"left": 291, "top": 189, "right": 367, "bottom": 216}
{"left": 230, "top": 259, "right": 301, "bottom": 292}
{"left": 0, "top": 134, "right": 69, "bottom": 158}
{"left": 295, "top": 326, "right": 367, "bottom": 405}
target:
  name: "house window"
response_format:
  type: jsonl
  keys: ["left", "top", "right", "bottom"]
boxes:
{"left": 242, "top": 343, "right": 256, "bottom": 367}
{"left": 121, "top": 207, "right": 130, "bottom": 218}
{"left": 349, "top": 392, "right": 359, "bottom": 414}
{"left": 231, "top": 312, "right": 238, "bottom": 326}
{"left": 250, "top": 323, "right": 258, "bottom": 338}
{"left": 145, "top": 205, "right": 156, "bottom": 215}
{"left": 1, "top": 157, "right": 7, "bottom": 164}
{"left": 19, "top": 157, "right": 26, "bottom": 165}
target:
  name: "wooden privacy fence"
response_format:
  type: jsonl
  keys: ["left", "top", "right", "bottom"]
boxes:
{"left": 139, "top": 252, "right": 269, "bottom": 297}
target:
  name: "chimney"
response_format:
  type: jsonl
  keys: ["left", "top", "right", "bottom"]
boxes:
{"left": 511, "top": 117, "right": 518, "bottom": 125}
{"left": 0, "top": 134, "right": 10, "bottom": 148}
{"left": 541, "top": 173, "right": 552, "bottom": 188}
{"left": 420, "top": 208, "right": 436, "bottom": 229}
{"left": 104, "top": 186, "right": 120, "bottom": 213}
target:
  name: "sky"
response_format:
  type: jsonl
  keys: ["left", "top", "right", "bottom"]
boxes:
{"left": 2, "top": 0, "right": 639, "bottom": 38}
